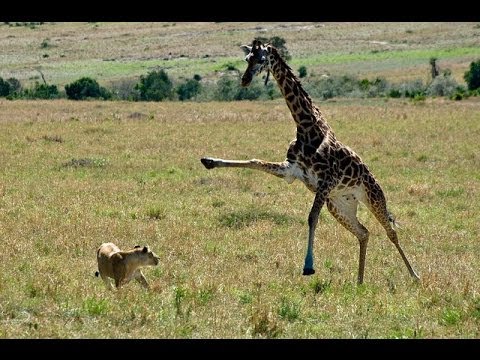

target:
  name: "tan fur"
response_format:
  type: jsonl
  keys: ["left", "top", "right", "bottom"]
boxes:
{"left": 95, "top": 242, "right": 160, "bottom": 290}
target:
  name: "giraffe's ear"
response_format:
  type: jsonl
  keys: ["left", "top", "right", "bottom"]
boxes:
{"left": 240, "top": 45, "right": 252, "bottom": 56}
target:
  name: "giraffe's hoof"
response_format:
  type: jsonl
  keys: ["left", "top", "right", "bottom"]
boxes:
{"left": 302, "top": 268, "right": 315, "bottom": 276}
{"left": 201, "top": 157, "right": 216, "bottom": 169}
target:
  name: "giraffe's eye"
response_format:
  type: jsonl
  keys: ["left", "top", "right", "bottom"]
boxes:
{"left": 258, "top": 56, "right": 266, "bottom": 64}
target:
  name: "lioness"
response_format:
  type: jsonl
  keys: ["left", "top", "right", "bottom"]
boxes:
{"left": 95, "top": 242, "right": 160, "bottom": 290}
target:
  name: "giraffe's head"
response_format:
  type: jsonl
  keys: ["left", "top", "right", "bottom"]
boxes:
{"left": 240, "top": 39, "right": 269, "bottom": 87}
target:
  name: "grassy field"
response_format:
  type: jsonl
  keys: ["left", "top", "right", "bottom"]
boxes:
{"left": 0, "top": 97, "right": 479, "bottom": 338}
{"left": 1, "top": 22, "right": 479, "bottom": 87}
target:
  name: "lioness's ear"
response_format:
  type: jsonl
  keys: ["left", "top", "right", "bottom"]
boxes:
{"left": 143, "top": 246, "right": 148, "bottom": 253}
{"left": 134, "top": 245, "right": 141, "bottom": 249}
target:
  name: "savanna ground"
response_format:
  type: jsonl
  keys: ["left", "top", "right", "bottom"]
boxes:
{"left": 1, "top": 22, "right": 479, "bottom": 88}
{"left": 0, "top": 97, "right": 479, "bottom": 338}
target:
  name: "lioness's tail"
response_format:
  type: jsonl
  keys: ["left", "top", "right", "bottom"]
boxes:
{"left": 95, "top": 247, "right": 101, "bottom": 277}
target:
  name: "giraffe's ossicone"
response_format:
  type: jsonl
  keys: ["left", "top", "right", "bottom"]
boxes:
{"left": 201, "top": 39, "right": 419, "bottom": 285}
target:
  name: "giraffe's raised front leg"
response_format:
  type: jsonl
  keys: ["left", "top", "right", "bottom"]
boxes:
{"left": 201, "top": 157, "right": 292, "bottom": 180}
{"left": 303, "top": 190, "right": 328, "bottom": 276}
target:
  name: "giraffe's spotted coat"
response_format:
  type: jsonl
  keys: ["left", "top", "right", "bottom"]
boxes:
{"left": 201, "top": 40, "right": 420, "bottom": 285}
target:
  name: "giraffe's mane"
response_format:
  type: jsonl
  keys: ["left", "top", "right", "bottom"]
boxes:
{"left": 268, "top": 45, "right": 314, "bottom": 106}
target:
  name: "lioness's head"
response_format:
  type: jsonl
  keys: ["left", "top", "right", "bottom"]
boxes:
{"left": 134, "top": 245, "right": 160, "bottom": 266}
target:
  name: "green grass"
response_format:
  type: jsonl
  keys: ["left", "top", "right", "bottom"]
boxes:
{"left": 0, "top": 97, "right": 479, "bottom": 338}
{"left": 278, "top": 296, "right": 301, "bottom": 322}
{"left": 294, "top": 46, "right": 480, "bottom": 66}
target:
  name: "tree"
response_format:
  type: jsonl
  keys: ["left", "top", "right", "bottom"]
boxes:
{"left": 464, "top": 59, "right": 480, "bottom": 90}
{"left": 429, "top": 57, "right": 439, "bottom": 81}
{"left": 255, "top": 36, "right": 291, "bottom": 61}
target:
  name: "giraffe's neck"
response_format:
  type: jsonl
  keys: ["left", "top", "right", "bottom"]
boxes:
{"left": 267, "top": 47, "right": 330, "bottom": 135}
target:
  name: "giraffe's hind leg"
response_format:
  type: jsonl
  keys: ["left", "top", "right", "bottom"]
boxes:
{"left": 363, "top": 181, "right": 420, "bottom": 281}
{"left": 326, "top": 196, "right": 370, "bottom": 285}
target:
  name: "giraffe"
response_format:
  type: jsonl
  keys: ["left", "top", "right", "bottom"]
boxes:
{"left": 200, "top": 39, "right": 420, "bottom": 285}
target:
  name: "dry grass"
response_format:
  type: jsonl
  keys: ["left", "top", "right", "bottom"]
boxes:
{"left": 0, "top": 97, "right": 479, "bottom": 338}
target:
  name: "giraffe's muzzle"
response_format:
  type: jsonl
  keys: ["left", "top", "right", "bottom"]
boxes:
{"left": 241, "top": 73, "right": 252, "bottom": 87}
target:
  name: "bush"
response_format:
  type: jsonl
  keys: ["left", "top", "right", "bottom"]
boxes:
{"left": 136, "top": 69, "right": 173, "bottom": 101}
{"left": 235, "top": 84, "right": 264, "bottom": 100}
{"left": 40, "top": 39, "right": 50, "bottom": 49}
{"left": 264, "top": 81, "right": 282, "bottom": 100}
{"left": 305, "top": 76, "right": 338, "bottom": 100}
{"left": 6, "top": 77, "right": 21, "bottom": 93}
{"left": 0, "top": 77, "right": 12, "bottom": 97}
{"left": 22, "top": 82, "right": 59, "bottom": 99}
{"left": 214, "top": 76, "right": 239, "bottom": 101}
{"left": 358, "top": 78, "right": 370, "bottom": 91}
{"left": 426, "top": 74, "right": 461, "bottom": 97}
{"left": 224, "top": 62, "right": 238, "bottom": 71}
{"left": 176, "top": 78, "right": 201, "bottom": 101}
{"left": 448, "top": 86, "right": 469, "bottom": 101}
{"left": 451, "top": 92, "right": 465, "bottom": 101}
{"left": 1, "top": 77, "right": 22, "bottom": 98}
{"left": 389, "top": 79, "right": 425, "bottom": 98}
{"left": 65, "top": 77, "right": 110, "bottom": 100}
{"left": 359, "top": 77, "right": 389, "bottom": 97}
{"left": 108, "top": 78, "right": 139, "bottom": 101}
{"left": 298, "top": 66, "right": 307, "bottom": 78}
{"left": 214, "top": 74, "right": 267, "bottom": 101}
{"left": 412, "top": 93, "right": 426, "bottom": 102}
{"left": 464, "top": 59, "right": 480, "bottom": 91}
{"left": 388, "top": 89, "right": 402, "bottom": 98}
{"left": 469, "top": 89, "right": 479, "bottom": 97}
{"left": 305, "top": 75, "right": 362, "bottom": 100}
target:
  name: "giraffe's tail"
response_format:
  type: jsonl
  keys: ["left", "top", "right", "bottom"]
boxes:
{"left": 388, "top": 212, "right": 402, "bottom": 229}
